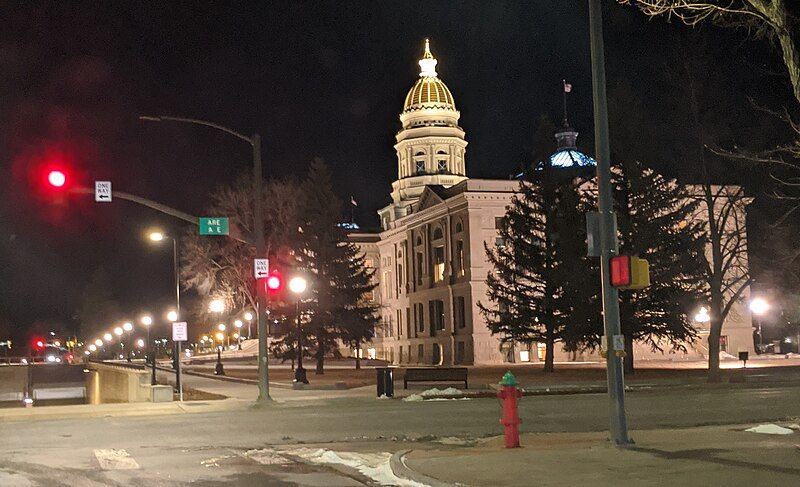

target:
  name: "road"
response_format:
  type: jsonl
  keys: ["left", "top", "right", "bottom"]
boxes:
{"left": 2, "top": 381, "right": 800, "bottom": 486}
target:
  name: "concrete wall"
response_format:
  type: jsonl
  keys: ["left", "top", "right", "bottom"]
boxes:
{"left": 0, "top": 366, "right": 28, "bottom": 402}
{"left": 86, "top": 362, "right": 168, "bottom": 404}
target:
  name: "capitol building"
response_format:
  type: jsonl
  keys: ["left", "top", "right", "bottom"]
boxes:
{"left": 350, "top": 40, "right": 754, "bottom": 366}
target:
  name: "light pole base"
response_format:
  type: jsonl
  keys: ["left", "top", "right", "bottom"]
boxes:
{"left": 294, "top": 366, "right": 309, "bottom": 384}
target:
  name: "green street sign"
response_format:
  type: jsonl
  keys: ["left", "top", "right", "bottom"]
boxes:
{"left": 199, "top": 217, "right": 229, "bottom": 236}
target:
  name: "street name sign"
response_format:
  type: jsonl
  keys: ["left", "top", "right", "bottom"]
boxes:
{"left": 199, "top": 217, "right": 229, "bottom": 236}
{"left": 254, "top": 258, "right": 269, "bottom": 279}
{"left": 95, "top": 181, "right": 112, "bottom": 202}
{"left": 172, "top": 322, "right": 188, "bottom": 342}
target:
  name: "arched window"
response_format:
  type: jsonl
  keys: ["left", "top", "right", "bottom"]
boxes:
{"left": 415, "top": 150, "right": 426, "bottom": 156}
{"left": 454, "top": 220, "right": 463, "bottom": 233}
{"left": 432, "top": 227, "right": 444, "bottom": 240}
{"left": 415, "top": 236, "right": 423, "bottom": 246}
{"left": 436, "top": 150, "right": 447, "bottom": 155}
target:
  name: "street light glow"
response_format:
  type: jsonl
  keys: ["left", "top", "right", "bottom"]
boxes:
{"left": 148, "top": 231, "right": 165, "bottom": 242}
{"left": 95, "top": 339, "right": 103, "bottom": 347}
{"left": 141, "top": 315, "right": 153, "bottom": 326}
{"left": 136, "top": 339, "right": 145, "bottom": 348}
{"left": 114, "top": 327, "right": 123, "bottom": 336}
{"left": 694, "top": 307, "right": 710, "bottom": 323}
{"left": 209, "top": 299, "right": 225, "bottom": 313}
{"left": 217, "top": 323, "right": 226, "bottom": 332}
{"left": 749, "top": 297, "right": 769, "bottom": 316}
{"left": 167, "top": 310, "right": 178, "bottom": 322}
{"left": 244, "top": 312, "right": 253, "bottom": 321}
{"left": 123, "top": 322, "right": 133, "bottom": 332}
{"left": 234, "top": 319, "right": 243, "bottom": 328}
{"left": 289, "top": 276, "right": 307, "bottom": 294}
{"left": 215, "top": 332, "right": 224, "bottom": 341}
{"left": 103, "top": 333, "right": 113, "bottom": 342}
{"left": 89, "top": 344, "right": 97, "bottom": 352}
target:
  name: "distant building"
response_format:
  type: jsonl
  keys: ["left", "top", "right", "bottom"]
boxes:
{"left": 349, "top": 41, "right": 754, "bottom": 365}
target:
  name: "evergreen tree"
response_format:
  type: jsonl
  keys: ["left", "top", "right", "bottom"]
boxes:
{"left": 613, "top": 161, "right": 707, "bottom": 372}
{"left": 295, "top": 159, "right": 378, "bottom": 374}
{"left": 480, "top": 160, "right": 591, "bottom": 371}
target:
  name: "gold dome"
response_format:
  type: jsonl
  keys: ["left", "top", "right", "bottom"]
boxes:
{"left": 402, "top": 39, "right": 456, "bottom": 112}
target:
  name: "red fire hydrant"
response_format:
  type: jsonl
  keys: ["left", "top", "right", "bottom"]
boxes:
{"left": 497, "top": 371, "right": 522, "bottom": 448}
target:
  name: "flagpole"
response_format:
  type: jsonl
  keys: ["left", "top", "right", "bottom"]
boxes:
{"left": 562, "top": 79, "right": 569, "bottom": 125}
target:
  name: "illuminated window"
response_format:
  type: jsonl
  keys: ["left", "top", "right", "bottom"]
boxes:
{"left": 455, "top": 240, "right": 465, "bottom": 276}
{"left": 433, "top": 246, "right": 445, "bottom": 282}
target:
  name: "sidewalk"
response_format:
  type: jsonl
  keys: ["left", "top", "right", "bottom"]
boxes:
{"left": 397, "top": 424, "right": 800, "bottom": 486}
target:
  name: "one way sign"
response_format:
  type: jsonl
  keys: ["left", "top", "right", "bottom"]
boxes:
{"left": 254, "top": 259, "right": 269, "bottom": 279}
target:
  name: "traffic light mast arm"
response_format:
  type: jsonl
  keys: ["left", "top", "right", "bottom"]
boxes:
{"left": 69, "top": 186, "right": 253, "bottom": 245}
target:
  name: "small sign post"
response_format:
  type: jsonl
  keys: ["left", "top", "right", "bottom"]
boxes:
{"left": 172, "top": 322, "right": 188, "bottom": 401}
{"left": 199, "top": 217, "right": 230, "bottom": 236}
{"left": 254, "top": 258, "right": 269, "bottom": 279}
{"left": 95, "top": 181, "right": 112, "bottom": 202}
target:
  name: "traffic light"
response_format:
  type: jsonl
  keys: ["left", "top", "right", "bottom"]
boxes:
{"left": 266, "top": 270, "right": 283, "bottom": 294}
{"left": 31, "top": 337, "right": 46, "bottom": 352}
{"left": 610, "top": 255, "right": 650, "bottom": 290}
{"left": 47, "top": 170, "right": 67, "bottom": 188}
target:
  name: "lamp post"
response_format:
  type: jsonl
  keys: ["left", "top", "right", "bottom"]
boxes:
{"left": 288, "top": 276, "right": 309, "bottom": 384}
{"left": 750, "top": 297, "right": 770, "bottom": 352}
{"left": 148, "top": 230, "right": 182, "bottom": 385}
{"left": 214, "top": 331, "right": 225, "bottom": 376}
{"left": 113, "top": 327, "right": 124, "bottom": 360}
{"left": 244, "top": 312, "right": 253, "bottom": 339}
{"left": 139, "top": 114, "right": 271, "bottom": 402}
{"left": 234, "top": 320, "right": 243, "bottom": 350}
{"left": 123, "top": 322, "right": 133, "bottom": 362}
{"left": 141, "top": 315, "right": 155, "bottom": 385}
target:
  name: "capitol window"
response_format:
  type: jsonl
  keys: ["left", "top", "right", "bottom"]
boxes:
{"left": 437, "top": 160, "right": 447, "bottom": 173}
{"left": 416, "top": 160, "right": 425, "bottom": 174}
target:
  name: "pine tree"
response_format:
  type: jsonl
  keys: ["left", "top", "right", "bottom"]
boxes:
{"left": 613, "top": 160, "right": 707, "bottom": 372}
{"left": 295, "top": 159, "right": 378, "bottom": 374}
{"left": 480, "top": 159, "right": 591, "bottom": 371}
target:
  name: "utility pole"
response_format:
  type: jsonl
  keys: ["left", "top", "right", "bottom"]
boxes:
{"left": 138, "top": 115, "right": 272, "bottom": 402}
{"left": 588, "top": 0, "right": 631, "bottom": 446}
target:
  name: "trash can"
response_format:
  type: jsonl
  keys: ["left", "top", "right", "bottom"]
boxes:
{"left": 376, "top": 368, "right": 394, "bottom": 398}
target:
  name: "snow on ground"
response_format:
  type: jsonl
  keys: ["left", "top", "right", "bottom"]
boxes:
{"left": 744, "top": 424, "right": 795, "bottom": 435}
{"left": 284, "top": 448, "right": 428, "bottom": 486}
{"left": 419, "top": 387, "right": 462, "bottom": 397}
{"left": 402, "top": 387, "right": 470, "bottom": 402}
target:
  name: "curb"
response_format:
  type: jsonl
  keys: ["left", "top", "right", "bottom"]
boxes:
{"left": 390, "top": 449, "right": 457, "bottom": 487}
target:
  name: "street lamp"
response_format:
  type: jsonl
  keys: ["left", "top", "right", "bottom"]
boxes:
{"left": 234, "top": 320, "right": 243, "bottom": 350}
{"left": 750, "top": 297, "right": 770, "bottom": 351}
{"left": 167, "top": 310, "right": 178, "bottom": 322}
{"left": 103, "top": 333, "right": 112, "bottom": 343}
{"left": 147, "top": 230, "right": 182, "bottom": 389}
{"left": 139, "top": 114, "right": 271, "bottom": 402}
{"left": 141, "top": 314, "right": 156, "bottom": 385}
{"left": 209, "top": 299, "right": 225, "bottom": 314}
{"left": 289, "top": 276, "right": 309, "bottom": 384}
{"left": 695, "top": 307, "right": 710, "bottom": 324}
{"left": 94, "top": 339, "right": 103, "bottom": 348}
{"left": 214, "top": 331, "right": 225, "bottom": 376}
{"left": 244, "top": 311, "right": 253, "bottom": 339}
{"left": 123, "top": 322, "right": 133, "bottom": 362}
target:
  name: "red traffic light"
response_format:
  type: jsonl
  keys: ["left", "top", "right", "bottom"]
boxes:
{"left": 47, "top": 170, "right": 66, "bottom": 188}
{"left": 266, "top": 271, "right": 283, "bottom": 292}
{"left": 610, "top": 255, "right": 631, "bottom": 287}
{"left": 32, "top": 337, "right": 46, "bottom": 351}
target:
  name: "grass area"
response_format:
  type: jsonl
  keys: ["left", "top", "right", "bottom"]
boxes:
{"left": 177, "top": 386, "right": 226, "bottom": 401}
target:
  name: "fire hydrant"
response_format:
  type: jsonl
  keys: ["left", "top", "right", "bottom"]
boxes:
{"left": 497, "top": 371, "right": 522, "bottom": 448}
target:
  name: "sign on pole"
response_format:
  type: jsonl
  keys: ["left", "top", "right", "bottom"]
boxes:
{"left": 199, "top": 217, "right": 230, "bottom": 236}
{"left": 172, "top": 322, "right": 188, "bottom": 342}
{"left": 95, "top": 181, "right": 112, "bottom": 202}
{"left": 254, "top": 258, "right": 269, "bottom": 279}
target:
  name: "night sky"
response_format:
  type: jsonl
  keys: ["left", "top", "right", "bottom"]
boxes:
{"left": 0, "top": 1, "right": 792, "bottom": 338}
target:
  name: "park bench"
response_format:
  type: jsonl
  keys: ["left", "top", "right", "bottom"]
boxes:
{"left": 403, "top": 367, "right": 468, "bottom": 389}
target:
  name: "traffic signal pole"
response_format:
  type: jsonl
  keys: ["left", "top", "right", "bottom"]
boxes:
{"left": 588, "top": 0, "right": 631, "bottom": 446}
{"left": 252, "top": 134, "right": 273, "bottom": 403}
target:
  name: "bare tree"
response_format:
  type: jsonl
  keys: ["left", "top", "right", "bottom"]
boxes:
{"left": 181, "top": 176, "right": 302, "bottom": 325}
{"left": 620, "top": 0, "right": 800, "bottom": 103}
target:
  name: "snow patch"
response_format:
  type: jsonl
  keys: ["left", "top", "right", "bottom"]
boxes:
{"left": 419, "top": 387, "right": 462, "bottom": 397}
{"left": 403, "top": 394, "right": 424, "bottom": 402}
{"left": 244, "top": 448, "right": 292, "bottom": 465}
{"left": 285, "top": 448, "right": 428, "bottom": 486}
{"left": 745, "top": 424, "right": 795, "bottom": 435}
